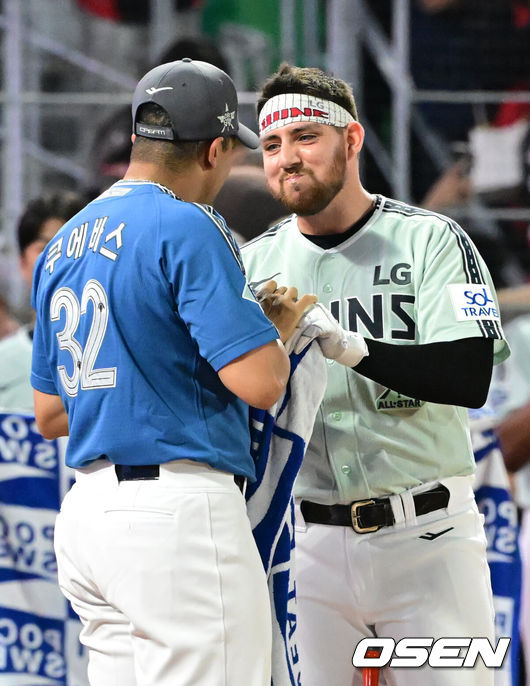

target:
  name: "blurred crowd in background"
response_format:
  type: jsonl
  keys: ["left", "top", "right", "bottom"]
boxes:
{"left": 0, "top": 0, "right": 530, "bottom": 684}
{"left": 1, "top": 0, "right": 529, "bottom": 318}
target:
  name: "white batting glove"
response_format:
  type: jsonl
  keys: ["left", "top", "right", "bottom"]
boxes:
{"left": 293, "top": 303, "right": 368, "bottom": 367}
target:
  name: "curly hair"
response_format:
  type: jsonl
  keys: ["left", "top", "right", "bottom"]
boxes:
{"left": 257, "top": 63, "right": 358, "bottom": 121}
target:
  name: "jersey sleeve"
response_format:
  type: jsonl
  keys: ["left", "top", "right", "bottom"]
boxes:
{"left": 160, "top": 202, "right": 279, "bottom": 371}
{"left": 417, "top": 217, "right": 509, "bottom": 365}
{"left": 30, "top": 255, "right": 59, "bottom": 395}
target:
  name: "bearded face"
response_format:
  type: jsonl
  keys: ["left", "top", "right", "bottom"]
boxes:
{"left": 267, "top": 136, "right": 347, "bottom": 216}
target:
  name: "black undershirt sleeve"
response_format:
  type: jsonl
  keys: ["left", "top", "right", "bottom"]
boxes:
{"left": 354, "top": 337, "right": 494, "bottom": 408}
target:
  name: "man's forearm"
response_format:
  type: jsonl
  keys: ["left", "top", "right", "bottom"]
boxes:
{"left": 355, "top": 337, "right": 494, "bottom": 408}
{"left": 33, "top": 389, "right": 69, "bottom": 439}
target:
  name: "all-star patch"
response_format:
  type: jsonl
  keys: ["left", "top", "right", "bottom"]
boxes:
{"left": 218, "top": 103, "right": 235, "bottom": 132}
{"left": 376, "top": 388, "right": 424, "bottom": 412}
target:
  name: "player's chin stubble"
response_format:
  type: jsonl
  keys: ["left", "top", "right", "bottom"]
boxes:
{"left": 272, "top": 146, "right": 347, "bottom": 216}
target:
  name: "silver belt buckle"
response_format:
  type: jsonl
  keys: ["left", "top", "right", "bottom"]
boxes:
{"left": 351, "top": 499, "right": 380, "bottom": 534}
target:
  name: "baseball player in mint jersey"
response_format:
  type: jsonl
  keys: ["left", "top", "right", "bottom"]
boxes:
{"left": 242, "top": 64, "right": 510, "bottom": 686}
{"left": 30, "top": 59, "right": 316, "bottom": 686}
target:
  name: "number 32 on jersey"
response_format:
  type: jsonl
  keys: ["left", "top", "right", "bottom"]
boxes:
{"left": 50, "top": 279, "right": 116, "bottom": 397}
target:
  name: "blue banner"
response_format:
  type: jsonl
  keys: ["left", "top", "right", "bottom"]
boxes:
{"left": 0, "top": 411, "right": 88, "bottom": 685}
{"left": 470, "top": 407, "right": 522, "bottom": 686}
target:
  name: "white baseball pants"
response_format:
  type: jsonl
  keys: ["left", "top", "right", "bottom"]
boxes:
{"left": 54, "top": 459, "right": 271, "bottom": 686}
{"left": 293, "top": 476, "right": 496, "bottom": 686}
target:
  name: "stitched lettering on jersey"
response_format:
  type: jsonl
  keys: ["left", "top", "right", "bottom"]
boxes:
{"left": 45, "top": 217, "right": 126, "bottom": 274}
{"left": 342, "top": 294, "right": 416, "bottom": 341}
{"left": 373, "top": 263, "right": 411, "bottom": 286}
{"left": 391, "top": 295, "right": 416, "bottom": 339}
{"left": 328, "top": 263, "right": 415, "bottom": 340}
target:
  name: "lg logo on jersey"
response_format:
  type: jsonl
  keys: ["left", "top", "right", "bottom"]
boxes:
{"left": 351, "top": 637, "right": 510, "bottom": 669}
{"left": 373, "top": 263, "right": 411, "bottom": 286}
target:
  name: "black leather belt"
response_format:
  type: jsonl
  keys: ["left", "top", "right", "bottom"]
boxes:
{"left": 114, "top": 463, "right": 246, "bottom": 492}
{"left": 115, "top": 464, "right": 159, "bottom": 481}
{"left": 300, "top": 484, "right": 450, "bottom": 534}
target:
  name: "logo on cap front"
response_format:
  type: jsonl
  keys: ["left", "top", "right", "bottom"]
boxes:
{"left": 217, "top": 103, "right": 236, "bottom": 132}
{"left": 146, "top": 86, "right": 173, "bottom": 95}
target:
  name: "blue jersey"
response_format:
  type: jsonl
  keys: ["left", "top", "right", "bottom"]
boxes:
{"left": 31, "top": 181, "right": 278, "bottom": 476}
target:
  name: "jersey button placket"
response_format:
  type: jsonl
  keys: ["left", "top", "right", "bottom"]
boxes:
{"left": 329, "top": 412, "right": 352, "bottom": 485}
{"left": 325, "top": 400, "right": 360, "bottom": 499}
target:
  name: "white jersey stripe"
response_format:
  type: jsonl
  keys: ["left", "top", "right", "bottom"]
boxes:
{"left": 192, "top": 202, "right": 246, "bottom": 273}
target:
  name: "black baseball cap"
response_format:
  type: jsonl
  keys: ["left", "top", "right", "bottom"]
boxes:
{"left": 132, "top": 59, "right": 259, "bottom": 149}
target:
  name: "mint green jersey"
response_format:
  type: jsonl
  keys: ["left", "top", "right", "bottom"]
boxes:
{"left": 242, "top": 195, "right": 509, "bottom": 504}
{"left": 0, "top": 327, "right": 34, "bottom": 412}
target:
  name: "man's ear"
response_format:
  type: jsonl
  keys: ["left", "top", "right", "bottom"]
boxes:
{"left": 345, "top": 121, "right": 365, "bottom": 159}
{"left": 205, "top": 137, "right": 225, "bottom": 169}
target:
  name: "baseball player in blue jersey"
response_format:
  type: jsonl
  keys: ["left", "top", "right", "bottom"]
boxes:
{"left": 30, "top": 59, "right": 315, "bottom": 686}
{"left": 242, "top": 64, "right": 510, "bottom": 686}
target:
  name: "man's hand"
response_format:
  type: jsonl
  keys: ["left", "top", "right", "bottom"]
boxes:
{"left": 296, "top": 303, "right": 368, "bottom": 367}
{"left": 257, "top": 280, "right": 317, "bottom": 344}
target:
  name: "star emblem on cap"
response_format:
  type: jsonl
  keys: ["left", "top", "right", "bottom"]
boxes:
{"left": 217, "top": 103, "right": 236, "bottom": 132}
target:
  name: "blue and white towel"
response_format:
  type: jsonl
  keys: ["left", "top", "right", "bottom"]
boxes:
{"left": 247, "top": 341, "right": 327, "bottom": 686}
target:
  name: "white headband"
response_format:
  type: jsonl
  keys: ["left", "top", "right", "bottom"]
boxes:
{"left": 259, "top": 93, "right": 355, "bottom": 135}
